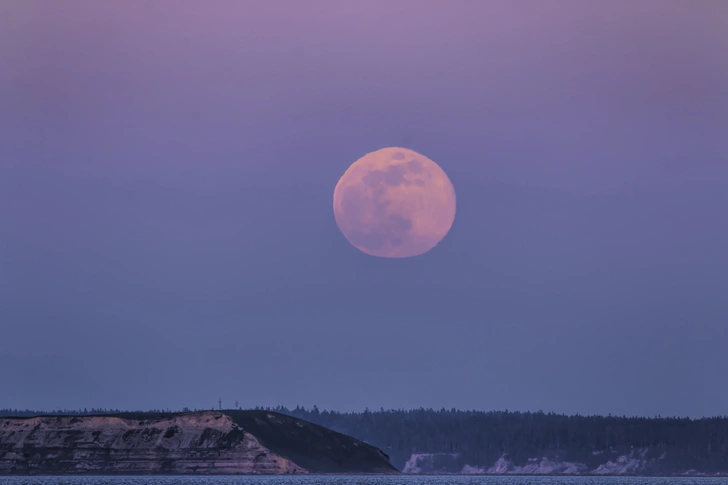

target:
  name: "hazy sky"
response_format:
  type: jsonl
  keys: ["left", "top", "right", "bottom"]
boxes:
{"left": 2, "top": 0, "right": 727, "bottom": 418}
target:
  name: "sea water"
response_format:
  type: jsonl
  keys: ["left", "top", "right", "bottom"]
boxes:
{"left": 1, "top": 476, "right": 727, "bottom": 485}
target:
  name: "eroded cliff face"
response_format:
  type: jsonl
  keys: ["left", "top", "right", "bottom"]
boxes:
{"left": 402, "top": 450, "right": 727, "bottom": 476}
{"left": 0, "top": 412, "right": 304, "bottom": 475}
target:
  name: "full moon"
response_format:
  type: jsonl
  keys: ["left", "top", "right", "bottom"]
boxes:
{"left": 333, "top": 147, "right": 456, "bottom": 258}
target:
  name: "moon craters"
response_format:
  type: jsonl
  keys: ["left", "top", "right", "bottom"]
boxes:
{"left": 333, "top": 147, "right": 456, "bottom": 258}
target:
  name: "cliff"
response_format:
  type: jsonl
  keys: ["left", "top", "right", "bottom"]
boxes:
{"left": 0, "top": 411, "right": 398, "bottom": 475}
{"left": 401, "top": 449, "right": 728, "bottom": 476}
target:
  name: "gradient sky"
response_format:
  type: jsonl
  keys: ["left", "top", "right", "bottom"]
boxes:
{"left": 2, "top": 0, "right": 727, "bottom": 418}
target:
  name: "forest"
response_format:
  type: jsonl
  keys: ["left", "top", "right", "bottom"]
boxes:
{"left": 281, "top": 407, "right": 728, "bottom": 472}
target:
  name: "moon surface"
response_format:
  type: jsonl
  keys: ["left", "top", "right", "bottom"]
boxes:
{"left": 333, "top": 147, "right": 456, "bottom": 258}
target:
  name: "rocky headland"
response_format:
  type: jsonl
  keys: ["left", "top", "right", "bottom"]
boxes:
{"left": 0, "top": 410, "right": 398, "bottom": 475}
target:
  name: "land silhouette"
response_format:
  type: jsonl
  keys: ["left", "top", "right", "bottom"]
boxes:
{"left": 2, "top": 407, "right": 727, "bottom": 475}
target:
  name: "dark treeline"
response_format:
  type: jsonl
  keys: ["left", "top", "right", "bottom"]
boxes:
{"left": 3, "top": 406, "right": 728, "bottom": 472}
{"left": 0, "top": 407, "right": 198, "bottom": 416}
{"left": 277, "top": 406, "right": 728, "bottom": 472}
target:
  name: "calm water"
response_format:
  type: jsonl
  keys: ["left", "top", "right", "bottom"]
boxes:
{"left": 1, "top": 477, "right": 727, "bottom": 485}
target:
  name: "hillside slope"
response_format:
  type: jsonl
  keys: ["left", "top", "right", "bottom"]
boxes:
{"left": 227, "top": 410, "right": 396, "bottom": 474}
{"left": 0, "top": 411, "right": 398, "bottom": 475}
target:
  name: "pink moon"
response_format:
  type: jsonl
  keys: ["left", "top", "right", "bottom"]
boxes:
{"left": 333, "top": 147, "right": 456, "bottom": 258}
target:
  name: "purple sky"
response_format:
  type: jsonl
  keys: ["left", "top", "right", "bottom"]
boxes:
{"left": 1, "top": 0, "right": 727, "bottom": 417}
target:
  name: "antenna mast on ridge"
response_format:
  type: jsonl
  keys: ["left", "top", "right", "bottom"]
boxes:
{"left": 218, "top": 398, "right": 222, "bottom": 410}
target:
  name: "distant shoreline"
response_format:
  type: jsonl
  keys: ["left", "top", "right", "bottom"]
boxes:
{"left": 4, "top": 410, "right": 728, "bottom": 477}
